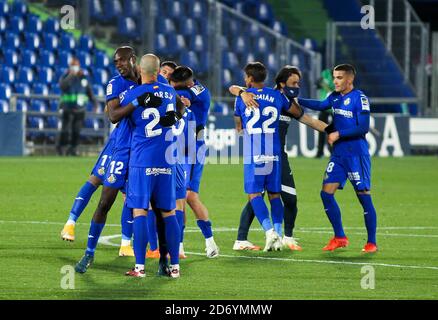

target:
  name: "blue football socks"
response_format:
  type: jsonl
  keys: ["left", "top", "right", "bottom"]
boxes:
{"left": 164, "top": 215, "right": 181, "bottom": 265}
{"left": 68, "top": 181, "right": 97, "bottom": 223}
{"left": 270, "top": 197, "right": 284, "bottom": 237}
{"left": 357, "top": 194, "right": 377, "bottom": 244}
{"left": 250, "top": 196, "right": 273, "bottom": 232}
{"left": 147, "top": 209, "right": 158, "bottom": 251}
{"left": 133, "top": 215, "right": 148, "bottom": 266}
{"left": 85, "top": 220, "right": 105, "bottom": 256}
{"left": 320, "top": 191, "right": 346, "bottom": 237}
{"left": 196, "top": 219, "right": 213, "bottom": 239}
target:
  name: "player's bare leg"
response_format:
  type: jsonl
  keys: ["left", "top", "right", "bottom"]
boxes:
{"left": 187, "top": 190, "right": 219, "bottom": 258}
{"left": 321, "top": 183, "right": 349, "bottom": 251}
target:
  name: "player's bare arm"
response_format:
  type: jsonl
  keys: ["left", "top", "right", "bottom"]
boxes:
{"left": 229, "top": 85, "right": 259, "bottom": 108}
{"left": 234, "top": 116, "right": 243, "bottom": 133}
{"left": 107, "top": 98, "right": 135, "bottom": 124}
{"left": 287, "top": 99, "right": 328, "bottom": 133}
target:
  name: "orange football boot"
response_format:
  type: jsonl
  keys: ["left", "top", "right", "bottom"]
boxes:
{"left": 362, "top": 242, "right": 378, "bottom": 253}
{"left": 322, "top": 236, "right": 349, "bottom": 251}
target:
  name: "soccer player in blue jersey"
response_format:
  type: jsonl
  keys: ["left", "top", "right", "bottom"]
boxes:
{"left": 74, "top": 48, "right": 164, "bottom": 273}
{"left": 297, "top": 64, "right": 378, "bottom": 253}
{"left": 234, "top": 62, "right": 327, "bottom": 251}
{"left": 169, "top": 66, "right": 220, "bottom": 258}
{"left": 120, "top": 54, "right": 182, "bottom": 278}
{"left": 160, "top": 61, "right": 177, "bottom": 80}
{"left": 229, "top": 65, "right": 328, "bottom": 251}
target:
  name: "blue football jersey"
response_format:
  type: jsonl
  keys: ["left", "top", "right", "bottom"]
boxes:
{"left": 234, "top": 87, "right": 290, "bottom": 164}
{"left": 326, "top": 89, "right": 370, "bottom": 157}
{"left": 176, "top": 80, "right": 210, "bottom": 129}
{"left": 174, "top": 109, "right": 196, "bottom": 164}
{"left": 121, "top": 81, "right": 177, "bottom": 168}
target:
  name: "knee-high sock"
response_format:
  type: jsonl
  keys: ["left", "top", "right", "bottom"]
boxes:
{"left": 250, "top": 196, "right": 272, "bottom": 232}
{"left": 85, "top": 219, "right": 105, "bottom": 256}
{"left": 68, "top": 182, "right": 97, "bottom": 223}
{"left": 237, "top": 202, "right": 255, "bottom": 241}
{"left": 176, "top": 210, "right": 185, "bottom": 243}
{"left": 155, "top": 211, "right": 168, "bottom": 265}
{"left": 133, "top": 216, "right": 148, "bottom": 266}
{"left": 282, "top": 193, "right": 298, "bottom": 237}
{"left": 320, "top": 191, "right": 345, "bottom": 237}
{"left": 164, "top": 215, "right": 181, "bottom": 265}
{"left": 197, "top": 220, "right": 213, "bottom": 239}
{"left": 270, "top": 198, "right": 284, "bottom": 236}
{"left": 147, "top": 209, "right": 158, "bottom": 251}
{"left": 357, "top": 194, "right": 377, "bottom": 244}
{"left": 120, "top": 205, "right": 133, "bottom": 242}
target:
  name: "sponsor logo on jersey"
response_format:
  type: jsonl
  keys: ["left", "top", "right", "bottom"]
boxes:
{"left": 191, "top": 84, "right": 205, "bottom": 96}
{"left": 106, "top": 83, "right": 113, "bottom": 96}
{"left": 98, "top": 167, "right": 105, "bottom": 176}
{"left": 344, "top": 97, "right": 351, "bottom": 106}
{"left": 107, "top": 174, "right": 117, "bottom": 184}
{"left": 153, "top": 86, "right": 159, "bottom": 90}
{"left": 253, "top": 155, "right": 279, "bottom": 164}
{"left": 348, "top": 171, "right": 361, "bottom": 181}
{"left": 279, "top": 115, "right": 292, "bottom": 123}
{"left": 334, "top": 108, "right": 353, "bottom": 118}
{"left": 145, "top": 168, "right": 172, "bottom": 176}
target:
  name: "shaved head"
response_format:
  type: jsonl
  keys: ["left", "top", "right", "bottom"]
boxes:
{"left": 140, "top": 54, "right": 160, "bottom": 76}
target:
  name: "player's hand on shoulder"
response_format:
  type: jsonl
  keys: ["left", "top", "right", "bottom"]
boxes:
{"left": 180, "top": 96, "right": 191, "bottom": 107}
{"left": 136, "top": 92, "right": 162, "bottom": 108}
{"left": 242, "top": 92, "right": 259, "bottom": 109}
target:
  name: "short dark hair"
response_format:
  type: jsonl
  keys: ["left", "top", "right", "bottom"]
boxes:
{"left": 114, "top": 46, "right": 136, "bottom": 58}
{"left": 333, "top": 64, "right": 356, "bottom": 76}
{"left": 274, "top": 65, "right": 301, "bottom": 89}
{"left": 170, "top": 66, "right": 193, "bottom": 82}
{"left": 244, "top": 62, "right": 267, "bottom": 83}
{"left": 161, "top": 61, "right": 178, "bottom": 70}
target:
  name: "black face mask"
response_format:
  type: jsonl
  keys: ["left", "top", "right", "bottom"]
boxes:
{"left": 284, "top": 86, "right": 300, "bottom": 99}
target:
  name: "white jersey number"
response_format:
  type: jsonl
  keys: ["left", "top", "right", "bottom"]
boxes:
{"left": 244, "top": 106, "right": 278, "bottom": 134}
{"left": 142, "top": 103, "right": 175, "bottom": 138}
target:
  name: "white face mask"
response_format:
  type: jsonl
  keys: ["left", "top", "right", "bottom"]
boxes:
{"left": 70, "top": 65, "right": 80, "bottom": 73}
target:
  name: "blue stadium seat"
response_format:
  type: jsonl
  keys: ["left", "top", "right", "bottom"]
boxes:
{"left": 190, "top": 1, "right": 206, "bottom": 19}
{"left": 255, "top": 2, "right": 274, "bottom": 25}
{"left": 0, "top": 99, "right": 8, "bottom": 113}
{"left": 47, "top": 116, "right": 60, "bottom": 129}
{"left": 43, "top": 33, "right": 59, "bottom": 51}
{"left": 233, "top": 35, "right": 249, "bottom": 55}
{"left": 89, "top": 0, "right": 104, "bottom": 21}
{"left": 24, "top": 32, "right": 41, "bottom": 50}
{"left": 242, "top": 52, "right": 256, "bottom": 64}
{"left": 247, "top": 23, "right": 261, "bottom": 38}
{"left": 222, "top": 51, "right": 239, "bottom": 70}
{"left": 0, "top": 16, "right": 6, "bottom": 32}
{"left": 221, "top": 35, "right": 230, "bottom": 51}
{"left": 10, "top": 16, "right": 25, "bottom": 34}
{"left": 37, "top": 67, "right": 55, "bottom": 84}
{"left": 85, "top": 118, "right": 100, "bottom": 130}
{"left": 14, "top": 83, "right": 31, "bottom": 96}
{"left": 79, "top": 35, "right": 94, "bottom": 51}
{"left": 26, "top": 14, "right": 42, "bottom": 33}
{"left": 21, "top": 50, "right": 37, "bottom": 67}
{"left": 1, "top": 66, "right": 16, "bottom": 84}
{"left": 33, "top": 83, "right": 49, "bottom": 95}
{"left": 92, "top": 84, "right": 104, "bottom": 97}
{"left": 17, "top": 67, "right": 34, "bottom": 83}
{"left": 30, "top": 100, "right": 47, "bottom": 113}
{"left": 266, "top": 53, "right": 278, "bottom": 72}
{"left": 11, "top": 1, "right": 27, "bottom": 17}
{"left": 28, "top": 116, "right": 45, "bottom": 129}
{"left": 44, "top": 18, "right": 60, "bottom": 34}
{"left": 16, "top": 99, "right": 28, "bottom": 112}
{"left": 189, "top": 34, "right": 206, "bottom": 53}
{"left": 254, "top": 36, "right": 269, "bottom": 55}
{"left": 55, "top": 68, "right": 68, "bottom": 82}
{"left": 157, "top": 18, "right": 176, "bottom": 35}
{"left": 50, "top": 83, "right": 61, "bottom": 95}
{"left": 58, "top": 50, "right": 72, "bottom": 68}
{"left": 5, "top": 34, "right": 20, "bottom": 50}
{"left": 95, "top": 50, "right": 110, "bottom": 68}
{"left": 118, "top": 17, "right": 140, "bottom": 39}
{"left": 0, "top": 83, "right": 11, "bottom": 101}
{"left": 60, "top": 32, "right": 75, "bottom": 51}
{"left": 39, "top": 50, "right": 56, "bottom": 68}
{"left": 154, "top": 33, "right": 169, "bottom": 56}
{"left": 125, "top": 0, "right": 140, "bottom": 17}
{"left": 180, "top": 51, "right": 200, "bottom": 71}
{"left": 92, "top": 68, "right": 108, "bottom": 85}
{"left": 49, "top": 99, "right": 59, "bottom": 112}
{"left": 0, "top": 1, "right": 9, "bottom": 17}
{"left": 168, "top": 1, "right": 186, "bottom": 19}
{"left": 3, "top": 49, "right": 19, "bottom": 67}
{"left": 271, "top": 20, "right": 288, "bottom": 36}
{"left": 222, "top": 69, "right": 233, "bottom": 89}
{"left": 103, "top": 0, "right": 123, "bottom": 21}
{"left": 175, "top": 34, "right": 187, "bottom": 51}
{"left": 179, "top": 18, "right": 198, "bottom": 36}
{"left": 77, "top": 51, "right": 92, "bottom": 68}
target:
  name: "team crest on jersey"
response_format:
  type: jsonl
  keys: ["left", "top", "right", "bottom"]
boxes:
{"left": 153, "top": 86, "right": 159, "bottom": 89}
{"left": 98, "top": 167, "right": 105, "bottom": 176}
{"left": 344, "top": 98, "right": 351, "bottom": 106}
{"left": 107, "top": 174, "right": 117, "bottom": 184}
{"left": 191, "top": 84, "right": 205, "bottom": 96}
{"left": 106, "top": 84, "right": 113, "bottom": 96}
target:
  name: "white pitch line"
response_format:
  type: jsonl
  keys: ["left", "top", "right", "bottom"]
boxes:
{"left": 184, "top": 251, "right": 438, "bottom": 271}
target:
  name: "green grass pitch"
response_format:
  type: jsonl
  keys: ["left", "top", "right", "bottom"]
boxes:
{"left": 0, "top": 156, "right": 437, "bottom": 300}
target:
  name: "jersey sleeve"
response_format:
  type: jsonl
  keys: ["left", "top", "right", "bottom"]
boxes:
{"left": 106, "top": 78, "right": 121, "bottom": 102}
{"left": 279, "top": 92, "right": 291, "bottom": 113}
{"left": 298, "top": 94, "right": 332, "bottom": 111}
{"left": 119, "top": 87, "right": 138, "bottom": 107}
{"left": 338, "top": 92, "right": 370, "bottom": 138}
{"left": 234, "top": 97, "right": 243, "bottom": 117}
{"left": 358, "top": 93, "right": 370, "bottom": 113}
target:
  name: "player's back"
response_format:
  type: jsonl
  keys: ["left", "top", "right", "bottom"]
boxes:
{"left": 236, "top": 86, "right": 286, "bottom": 163}
{"left": 177, "top": 80, "right": 210, "bottom": 129}
{"left": 124, "top": 81, "right": 177, "bottom": 167}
